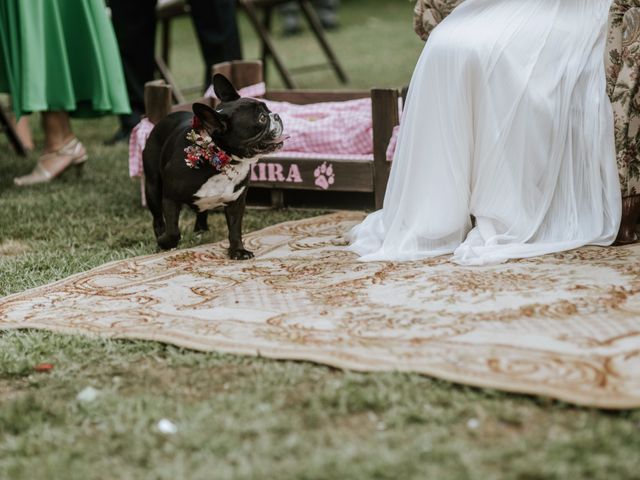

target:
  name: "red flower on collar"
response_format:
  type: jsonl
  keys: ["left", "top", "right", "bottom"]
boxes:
{"left": 184, "top": 125, "right": 234, "bottom": 176}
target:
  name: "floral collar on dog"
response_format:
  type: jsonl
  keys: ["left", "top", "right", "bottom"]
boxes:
{"left": 184, "top": 116, "right": 236, "bottom": 176}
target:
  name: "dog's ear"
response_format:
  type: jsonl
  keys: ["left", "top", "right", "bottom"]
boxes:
{"left": 213, "top": 74, "right": 241, "bottom": 102}
{"left": 192, "top": 103, "right": 227, "bottom": 133}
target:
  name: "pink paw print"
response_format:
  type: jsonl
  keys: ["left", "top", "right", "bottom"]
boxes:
{"left": 314, "top": 162, "right": 335, "bottom": 190}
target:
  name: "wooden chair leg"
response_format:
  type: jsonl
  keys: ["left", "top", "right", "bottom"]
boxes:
{"left": 211, "top": 61, "right": 263, "bottom": 94}
{"left": 297, "top": 0, "right": 349, "bottom": 84}
{"left": 270, "top": 189, "right": 284, "bottom": 209}
{"left": 239, "top": 0, "right": 297, "bottom": 89}
{"left": 154, "top": 55, "right": 186, "bottom": 104}
{"left": 0, "top": 107, "right": 27, "bottom": 156}
{"left": 161, "top": 18, "right": 171, "bottom": 67}
{"left": 371, "top": 89, "right": 399, "bottom": 210}
{"left": 144, "top": 80, "right": 173, "bottom": 122}
{"left": 141, "top": 81, "right": 174, "bottom": 207}
{"left": 260, "top": 5, "right": 274, "bottom": 84}
{"left": 212, "top": 61, "right": 234, "bottom": 85}
{"left": 231, "top": 60, "right": 264, "bottom": 89}
{"left": 616, "top": 195, "right": 640, "bottom": 245}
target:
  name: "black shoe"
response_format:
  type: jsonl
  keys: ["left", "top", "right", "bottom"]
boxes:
{"left": 282, "top": 14, "right": 302, "bottom": 36}
{"left": 317, "top": 8, "right": 339, "bottom": 30}
{"left": 104, "top": 128, "right": 132, "bottom": 146}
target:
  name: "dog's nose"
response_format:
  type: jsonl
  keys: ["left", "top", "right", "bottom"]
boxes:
{"left": 274, "top": 113, "right": 281, "bottom": 122}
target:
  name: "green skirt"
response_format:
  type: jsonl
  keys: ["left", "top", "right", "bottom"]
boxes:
{"left": 0, "top": 0, "right": 130, "bottom": 118}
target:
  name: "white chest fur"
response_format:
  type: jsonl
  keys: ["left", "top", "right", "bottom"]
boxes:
{"left": 193, "top": 158, "right": 255, "bottom": 212}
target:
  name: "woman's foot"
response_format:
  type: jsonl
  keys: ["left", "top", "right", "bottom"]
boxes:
{"left": 14, "top": 137, "right": 88, "bottom": 187}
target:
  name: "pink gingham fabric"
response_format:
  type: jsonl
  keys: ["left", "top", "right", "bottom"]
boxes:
{"left": 261, "top": 97, "right": 374, "bottom": 156}
{"left": 386, "top": 125, "right": 400, "bottom": 162}
{"left": 263, "top": 152, "right": 373, "bottom": 161}
{"left": 204, "top": 82, "right": 267, "bottom": 100}
{"left": 207, "top": 84, "right": 381, "bottom": 157}
{"left": 129, "top": 117, "right": 154, "bottom": 178}
{"left": 128, "top": 83, "right": 399, "bottom": 178}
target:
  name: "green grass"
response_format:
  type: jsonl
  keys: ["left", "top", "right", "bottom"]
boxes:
{"left": 1, "top": 1, "right": 639, "bottom": 479}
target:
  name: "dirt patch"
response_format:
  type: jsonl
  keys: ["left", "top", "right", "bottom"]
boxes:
{"left": 114, "top": 360, "right": 248, "bottom": 402}
{"left": 0, "top": 240, "right": 30, "bottom": 257}
{"left": 0, "top": 378, "right": 30, "bottom": 403}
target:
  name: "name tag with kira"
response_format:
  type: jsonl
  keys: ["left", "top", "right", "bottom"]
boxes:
{"left": 250, "top": 161, "right": 337, "bottom": 191}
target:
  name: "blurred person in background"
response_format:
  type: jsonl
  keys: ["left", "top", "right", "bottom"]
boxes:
{"left": 106, "top": 0, "right": 242, "bottom": 145}
{"left": 280, "top": 0, "right": 340, "bottom": 36}
{"left": 0, "top": 0, "right": 130, "bottom": 186}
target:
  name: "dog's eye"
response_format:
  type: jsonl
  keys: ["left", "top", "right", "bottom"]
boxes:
{"left": 259, "top": 113, "right": 267, "bottom": 124}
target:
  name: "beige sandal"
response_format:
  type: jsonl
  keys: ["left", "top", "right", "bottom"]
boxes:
{"left": 14, "top": 137, "right": 88, "bottom": 187}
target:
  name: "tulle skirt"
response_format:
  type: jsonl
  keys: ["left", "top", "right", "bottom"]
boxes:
{"left": 349, "top": 0, "right": 621, "bottom": 266}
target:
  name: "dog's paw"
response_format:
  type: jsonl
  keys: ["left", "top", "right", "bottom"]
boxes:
{"left": 157, "top": 233, "right": 180, "bottom": 250}
{"left": 229, "top": 248, "right": 254, "bottom": 260}
{"left": 314, "top": 162, "right": 335, "bottom": 190}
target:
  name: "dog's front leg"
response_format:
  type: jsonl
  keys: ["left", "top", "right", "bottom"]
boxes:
{"left": 157, "top": 198, "right": 182, "bottom": 250}
{"left": 194, "top": 211, "right": 209, "bottom": 233}
{"left": 225, "top": 179, "right": 253, "bottom": 260}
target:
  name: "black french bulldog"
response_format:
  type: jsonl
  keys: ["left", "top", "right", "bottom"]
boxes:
{"left": 143, "top": 74, "right": 284, "bottom": 259}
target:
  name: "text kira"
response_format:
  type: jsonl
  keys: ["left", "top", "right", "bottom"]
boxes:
{"left": 251, "top": 162, "right": 303, "bottom": 183}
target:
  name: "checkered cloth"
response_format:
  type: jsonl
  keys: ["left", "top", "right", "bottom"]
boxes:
{"left": 261, "top": 97, "right": 374, "bottom": 156}
{"left": 129, "top": 117, "right": 154, "bottom": 178}
{"left": 263, "top": 152, "right": 373, "bottom": 161}
{"left": 206, "top": 82, "right": 394, "bottom": 158}
{"left": 128, "top": 83, "right": 399, "bottom": 178}
{"left": 204, "top": 82, "right": 267, "bottom": 100}
{"left": 386, "top": 125, "right": 400, "bottom": 162}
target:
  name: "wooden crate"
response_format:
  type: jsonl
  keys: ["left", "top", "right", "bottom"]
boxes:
{"left": 143, "top": 60, "right": 400, "bottom": 209}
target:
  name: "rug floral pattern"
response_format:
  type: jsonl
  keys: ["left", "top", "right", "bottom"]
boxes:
{"left": 1, "top": 212, "right": 640, "bottom": 409}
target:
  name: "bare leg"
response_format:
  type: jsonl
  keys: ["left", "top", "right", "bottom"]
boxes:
{"left": 14, "top": 111, "right": 87, "bottom": 186}
{"left": 42, "top": 111, "right": 74, "bottom": 152}
{"left": 15, "top": 116, "right": 35, "bottom": 151}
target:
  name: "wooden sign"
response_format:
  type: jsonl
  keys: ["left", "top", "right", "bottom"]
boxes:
{"left": 250, "top": 157, "right": 374, "bottom": 192}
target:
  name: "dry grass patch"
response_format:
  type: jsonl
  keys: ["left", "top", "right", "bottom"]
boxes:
{"left": 0, "top": 240, "right": 30, "bottom": 257}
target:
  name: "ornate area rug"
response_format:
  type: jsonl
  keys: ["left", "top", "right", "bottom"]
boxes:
{"left": 1, "top": 212, "right": 639, "bottom": 409}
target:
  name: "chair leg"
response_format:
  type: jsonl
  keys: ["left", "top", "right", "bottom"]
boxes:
{"left": 0, "top": 107, "right": 28, "bottom": 156}
{"left": 144, "top": 81, "right": 173, "bottom": 123}
{"left": 239, "top": 0, "right": 297, "bottom": 89}
{"left": 371, "top": 89, "right": 399, "bottom": 210}
{"left": 297, "top": 0, "right": 349, "bottom": 84}
{"left": 260, "top": 5, "right": 273, "bottom": 84}
{"left": 616, "top": 195, "right": 640, "bottom": 245}
{"left": 270, "top": 189, "right": 284, "bottom": 209}
{"left": 161, "top": 18, "right": 171, "bottom": 67}
{"left": 154, "top": 55, "right": 186, "bottom": 104}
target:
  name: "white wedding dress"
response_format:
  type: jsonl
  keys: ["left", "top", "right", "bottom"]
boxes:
{"left": 349, "top": 0, "right": 621, "bottom": 265}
